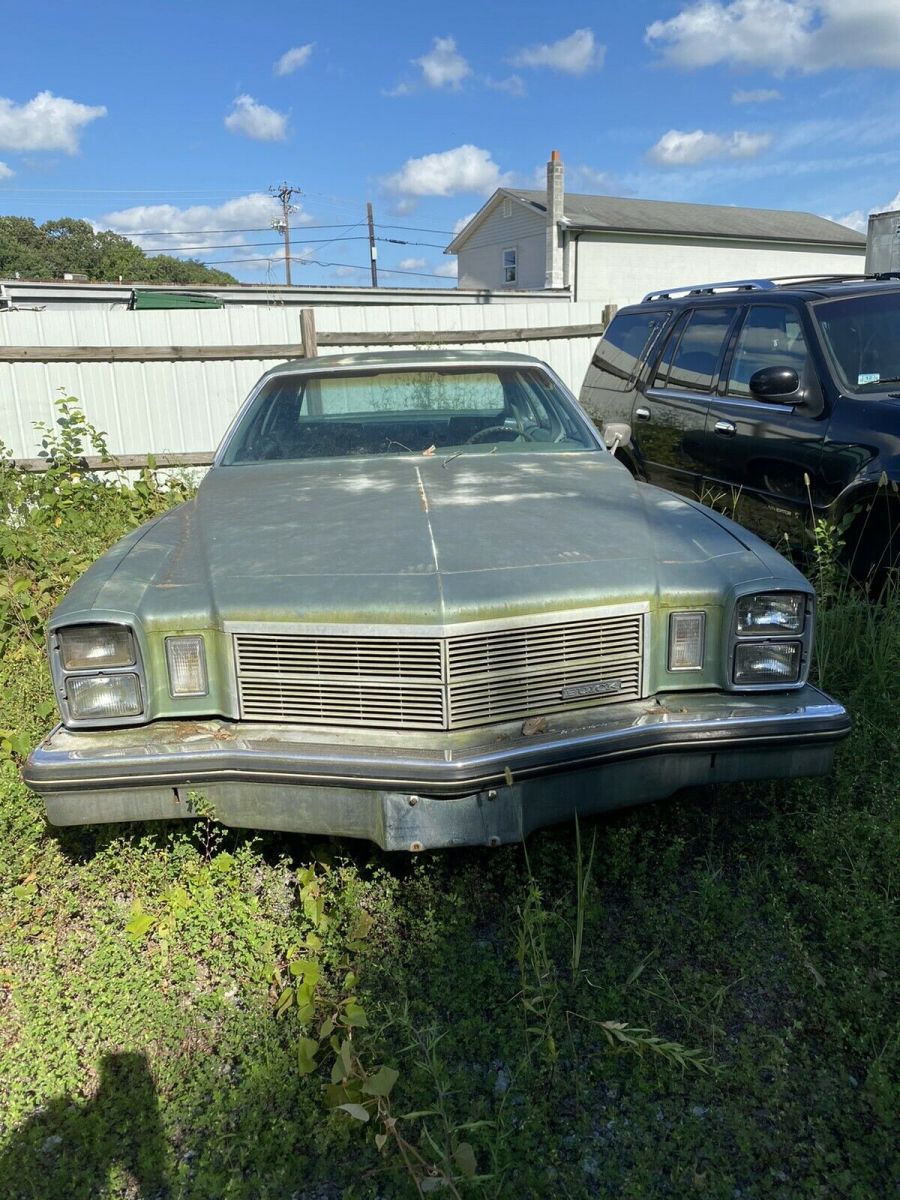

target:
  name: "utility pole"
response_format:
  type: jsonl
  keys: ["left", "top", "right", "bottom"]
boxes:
{"left": 366, "top": 201, "right": 378, "bottom": 287}
{"left": 269, "top": 182, "right": 301, "bottom": 286}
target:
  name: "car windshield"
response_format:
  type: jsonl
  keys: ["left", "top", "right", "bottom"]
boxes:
{"left": 812, "top": 290, "right": 900, "bottom": 394}
{"left": 220, "top": 366, "right": 599, "bottom": 464}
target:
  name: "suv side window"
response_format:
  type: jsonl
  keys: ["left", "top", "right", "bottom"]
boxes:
{"left": 726, "top": 305, "right": 809, "bottom": 399}
{"left": 660, "top": 307, "right": 737, "bottom": 394}
{"left": 591, "top": 311, "right": 671, "bottom": 391}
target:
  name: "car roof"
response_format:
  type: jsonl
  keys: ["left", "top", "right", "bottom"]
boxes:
{"left": 629, "top": 276, "right": 900, "bottom": 311}
{"left": 259, "top": 348, "right": 548, "bottom": 380}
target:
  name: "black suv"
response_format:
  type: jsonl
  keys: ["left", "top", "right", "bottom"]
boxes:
{"left": 579, "top": 276, "right": 900, "bottom": 578}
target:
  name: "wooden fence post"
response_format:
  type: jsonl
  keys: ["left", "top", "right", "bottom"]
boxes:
{"left": 601, "top": 303, "right": 618, "bottom": 328}
{"left": 300, "top": 308, "right": 317, "bottom": 357}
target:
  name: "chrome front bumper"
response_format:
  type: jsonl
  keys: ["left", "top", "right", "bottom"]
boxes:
{"left": 25, "top": 686, "right": 850, "bottom": 850}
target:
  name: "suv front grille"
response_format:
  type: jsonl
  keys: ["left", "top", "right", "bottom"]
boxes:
{"left": 233, "top": 612, "right": 645, "bottom": 731}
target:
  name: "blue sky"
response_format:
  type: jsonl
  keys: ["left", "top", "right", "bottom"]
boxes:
{"left": 2, "top": 0, "right": 899, "bottom": 286}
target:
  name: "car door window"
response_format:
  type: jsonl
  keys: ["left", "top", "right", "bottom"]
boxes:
{"left": 590, "top": 311, "right": 671, "bottom": 390}
{"left": 651, "top": 311, "right": 691, "bottom": 388}
{"left": 661, "top": 307, "right": 737, "bottom": 393}
{"left": 726, "top": 305, "right": 809, "bottom": 399}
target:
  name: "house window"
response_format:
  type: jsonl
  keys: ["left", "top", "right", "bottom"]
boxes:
{"left": 502, "top": 247, "right": 517, "bottom": 284}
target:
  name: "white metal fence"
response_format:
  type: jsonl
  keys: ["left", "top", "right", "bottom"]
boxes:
{"left": 0, "top": 300, "right": 605, "bottom": 461}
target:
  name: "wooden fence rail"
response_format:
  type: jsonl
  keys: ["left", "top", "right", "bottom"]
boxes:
{"left": 0, "top": 323, "right": 600, "bottom": 364}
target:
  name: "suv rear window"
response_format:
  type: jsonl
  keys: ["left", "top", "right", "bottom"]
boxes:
{"left": 590, "top": 311, "right": 670, "bottom": 391}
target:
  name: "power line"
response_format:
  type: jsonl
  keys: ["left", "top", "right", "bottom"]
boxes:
{"left": 194, "top": 251, "right": 454, "bottom": 280}
{"left": 1, "top": 214, "right": 456, "bottom": 237}
{"left": 142, "top": 234, "right": 448, "bottom": 254}
{"left": 128, "top": 222, "right": 457, "bottom": 237}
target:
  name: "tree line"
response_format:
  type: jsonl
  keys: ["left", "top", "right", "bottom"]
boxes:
{"left": 0, "top": 216, "right": 237, "bottom": 285}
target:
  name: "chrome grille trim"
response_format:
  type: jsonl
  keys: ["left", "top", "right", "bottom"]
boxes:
{"left": 235, "top": 633, "right": 443, "bottom": 682}
{"left": 447, "top": 614, "right": 642, "bottom": 680}
{"left": 234, "top": 610, "right": 645, "bottom": 730}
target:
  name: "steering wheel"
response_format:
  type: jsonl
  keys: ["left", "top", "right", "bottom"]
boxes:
{"left": 464, "top": 424, "right": 537, "bottom": 444}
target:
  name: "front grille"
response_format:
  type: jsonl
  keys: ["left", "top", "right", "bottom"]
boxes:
{"left": 234, "top": 612, "right": 644, "bottom": 731}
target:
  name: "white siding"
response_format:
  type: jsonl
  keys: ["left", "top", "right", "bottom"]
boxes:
{"left": 457, "top": 205, "right": 546, "bottom": 290}
{"left": 574, "top": 234, "right": 866, "bottom": 306}
{"left": 0, "top": 301, "right": 606, "bottom": 459}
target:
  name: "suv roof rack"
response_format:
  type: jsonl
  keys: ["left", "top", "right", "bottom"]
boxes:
{"left": 640, "top": 273, "right": 900, "bottom": 304}
{"left": 641, "top": 279, "right": 778, "bottom": 302}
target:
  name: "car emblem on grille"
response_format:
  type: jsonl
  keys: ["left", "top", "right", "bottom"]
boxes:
{"left": 561, "top": 679, "right": 622, "bottom": 700}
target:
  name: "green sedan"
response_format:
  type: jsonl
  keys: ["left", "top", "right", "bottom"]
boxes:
{"left": 25, "top": 350, "right": 849, "bottom": 850}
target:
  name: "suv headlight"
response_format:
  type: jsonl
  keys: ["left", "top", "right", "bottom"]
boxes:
{"left": 731, "top": 591, "right": 811, "bottom": 690}
{"left": 52, "top": 623, "right": 146, "bottom": 725}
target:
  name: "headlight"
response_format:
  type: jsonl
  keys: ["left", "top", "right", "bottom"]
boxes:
{"left": 67, "top": 673, "right": 143, "bottom": 719}
{"left": 668, "top": 612, "right": 705, "bottom": 670}
{"left": 166, "top": 636, "right": 208, "bottom": 696}
{"left": 736, "top": 592, "right": 804, "bottom": 635}
{"left": 733, "top": 641, "right": 802, "bottom": 686}
{"left": 53, "top": 623, "right": 146, "bottom": 725}
{"left": 58, "top": 624, "right": 135, "bottom": 670}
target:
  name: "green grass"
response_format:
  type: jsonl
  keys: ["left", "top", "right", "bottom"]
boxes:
{"left": 0, "top": 436, "right": 897, "bottom": 1197}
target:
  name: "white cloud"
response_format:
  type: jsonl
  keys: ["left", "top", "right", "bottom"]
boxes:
{"left": 0, "top": 91, "right": 106, "bottom": 154}
{"left": 415, "top": 37, "right": 471, "bottom": 89}
{"left": 835, "top": 210, "right": 867, "bottom": 233}
{"left": 389, "top": 195, "right": 419, "bottom": 216}
{"left": 274, "top": 44, "right": 314, "bottom": 76}
{"left": 100, "top": 193, "right": 312, "bottom": 256}
{"left": 485, "top": 75, "right": 526, "bottom": 97}
{"left": 453, "top": 211, "right": 477, "bottom": 234}
{"left": 224, "top": 95, "right": 288, "bottom": 141}
{"left": 385, "top": 145, "right": 510, "bottom": 197}
{"left": 732, "top": 87, "right": 782, "bottom": 103}
{"left": 397, "top": 257, "right": 427, "bottom": 271}
{"left": 569, "top": 165, "right": 617, "bottom": 191}
{"left": 0, "top": 161, "right": 14, "bottom": 179}
{"left": 434, "top": 260, "right": 458, "bottom": 278}
{"left": 646, "top": 1, "right": 900, "bottom": 73}
{"left": 833, "top": 189, "right": 900, "bottom": 233}
{"left": 648, "top": 128, "right": 773, "bottom": 165}
{"left": 511, "top": 29, "right": 604, "bottom": 75}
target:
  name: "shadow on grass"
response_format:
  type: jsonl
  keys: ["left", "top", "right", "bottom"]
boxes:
{"left": 0, "top": 1052, "right": 168, "bottom": 1200}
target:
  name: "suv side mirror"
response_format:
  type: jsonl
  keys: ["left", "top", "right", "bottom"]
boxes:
{"left": 749, "top": 366, "right": 800, "bottom": 401}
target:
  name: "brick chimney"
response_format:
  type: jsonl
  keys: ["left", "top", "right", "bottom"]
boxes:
{"left": 544, "top": 149, "right": 565, "bottom": 289}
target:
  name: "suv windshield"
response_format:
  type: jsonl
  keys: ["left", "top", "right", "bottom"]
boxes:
{"left": 813, "top": 290, "right": 900, "bottom": 394}
{"left": 221, "top": 367, "right": 598, "bottom": 464}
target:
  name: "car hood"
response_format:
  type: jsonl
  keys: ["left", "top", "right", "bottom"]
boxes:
{"left": 59, "top": 453, "right": 777, "bottom": 629}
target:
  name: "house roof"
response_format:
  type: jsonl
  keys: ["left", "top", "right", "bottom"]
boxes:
{"left": 446, "top": 189, "right": 865, "bottom": 252}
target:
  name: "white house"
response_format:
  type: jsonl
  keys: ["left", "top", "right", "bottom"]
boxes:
{"left": 446, "top": 152, "right": 866, "bottom": 307}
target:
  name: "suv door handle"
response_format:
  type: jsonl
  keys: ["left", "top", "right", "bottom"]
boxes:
{"left": 714, "top": 420, "right": 736, "bottom": 437}
{"left": 635, "top": 407, "right": 651, "bottom": 421}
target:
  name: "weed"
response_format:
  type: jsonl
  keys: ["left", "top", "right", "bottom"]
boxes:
{"left": 0, "top": 404, "right": 897, "bottom": 1198}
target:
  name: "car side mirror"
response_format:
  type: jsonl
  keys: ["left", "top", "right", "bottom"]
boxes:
{"left": 603, "top": 422, "right": 631, "bottom": 454}
{"left": 749, "top": 366, "right": 800, "bottom": 401}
